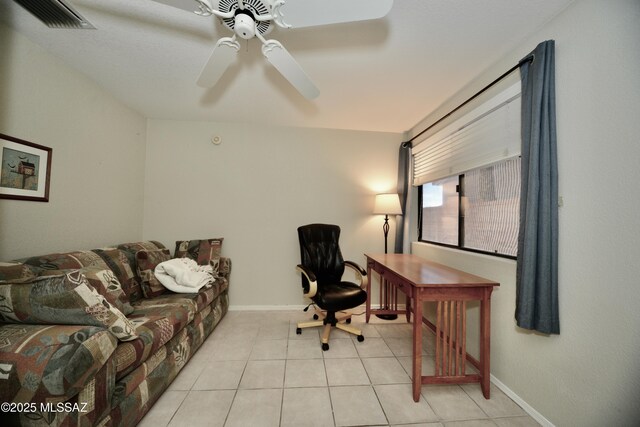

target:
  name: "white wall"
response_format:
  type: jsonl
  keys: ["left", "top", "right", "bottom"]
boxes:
{"left": 0, "top": 24, "right": 147, "bottom": 259}
{"left": 410, "top": 1, "right": 640, "bottom": 426}
{"left": 4, "top": 1, "right": 638, "bottom": 423}
{"left": 143, "top": 119, "right": 402, "bottom": 307}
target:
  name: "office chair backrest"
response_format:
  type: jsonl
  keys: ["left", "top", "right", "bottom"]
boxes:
{"left": 298, "top": 224, "right": 345, "bottom": 285}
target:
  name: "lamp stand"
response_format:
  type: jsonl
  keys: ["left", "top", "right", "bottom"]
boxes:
{"left": 382, "top": 214, "right": 390, "bottom": 254}
{"left": 376, "top": 214, "right": 398, "bottom": 320}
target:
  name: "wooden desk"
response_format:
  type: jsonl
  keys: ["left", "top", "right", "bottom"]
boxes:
{"left": 365, "top": 253, "right": 499, "bottom": 402}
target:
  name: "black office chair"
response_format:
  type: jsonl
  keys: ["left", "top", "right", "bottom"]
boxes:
{"left": 296, "top": 224, "right": 368, "bottom": 351}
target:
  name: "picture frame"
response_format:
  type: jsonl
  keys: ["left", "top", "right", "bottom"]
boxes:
{"left": 0, "top": 133, "right": 52, "bottom": 202}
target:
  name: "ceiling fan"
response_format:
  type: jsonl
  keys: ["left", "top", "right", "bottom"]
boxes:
{"left": 151, "top": 0, "right": 394, "bottom": 99}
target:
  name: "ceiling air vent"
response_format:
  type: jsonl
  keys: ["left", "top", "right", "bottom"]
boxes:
{"left": 14, "top": 0, "right": 95, "bottom": 29}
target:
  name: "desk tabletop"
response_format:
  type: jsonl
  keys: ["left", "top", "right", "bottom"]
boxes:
{"left": 365, "top": 253, "right": 499, "bottom": 288}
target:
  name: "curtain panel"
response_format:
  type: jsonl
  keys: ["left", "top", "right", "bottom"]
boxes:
{"left": 394, "top": 141, "right": 412, "bottom": 253}
{"left": 515, "top": 40, "right": 560, "bottom": 334}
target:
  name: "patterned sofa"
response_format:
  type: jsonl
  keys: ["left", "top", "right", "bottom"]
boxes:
{"left": 0, "top": 240, "right": 230, "bottom": 426}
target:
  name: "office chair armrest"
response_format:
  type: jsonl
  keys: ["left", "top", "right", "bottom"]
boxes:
{"left": 344, "top": 261, "right": 368, "bottom": 290}
{"left": 296, "top": 264, "right": 318, "bottom": 298}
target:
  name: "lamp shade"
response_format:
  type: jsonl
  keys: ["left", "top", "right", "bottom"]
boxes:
{"left": 373, "top": 193, "right": 402, "bottom": 215}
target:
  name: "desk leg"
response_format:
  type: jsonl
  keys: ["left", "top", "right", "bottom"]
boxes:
{"left": 480, "top": 289, "right": 492, "bottom": 399}
{"left": 412, "top": 293, "right": 422, "bottom": 402}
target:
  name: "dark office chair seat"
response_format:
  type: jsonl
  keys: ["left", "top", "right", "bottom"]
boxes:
{"left": 295, "top": 223, "right": 368, "bottom": 351}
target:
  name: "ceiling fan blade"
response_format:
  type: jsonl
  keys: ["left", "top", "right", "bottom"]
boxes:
{"left": 273, "top": 0, "right": 393, "bottom": 28}
{"left": 150, "top": 0, "right": 213, "bottom": 15}
{"left": 197, "top": 37, "right": 240, "bottom": 88}
{"left": 261, "top": 40, "right": 319, "bottom": 99}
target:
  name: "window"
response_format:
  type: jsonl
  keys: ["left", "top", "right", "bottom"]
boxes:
{"left": 420, "top": 176, "right": 459, "bottom": 246}
{"left": 419, "top": 157, "right": 520, "bottom": 258}
{"left": 412, "top": 81, "right": 522, "bottom": 259}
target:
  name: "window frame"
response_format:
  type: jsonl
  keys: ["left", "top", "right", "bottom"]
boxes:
{"left": 417, "top": 163, "right": 519, "bottom": 261}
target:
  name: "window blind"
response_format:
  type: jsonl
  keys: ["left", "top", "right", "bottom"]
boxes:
{"left": 412, "top": 82, "right": 521, "bottom": 186}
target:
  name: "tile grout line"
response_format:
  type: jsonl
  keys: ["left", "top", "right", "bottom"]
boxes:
{"left": 148, "top": 311, "right": 542, "bottom": 427}
{"left": 223, "top": 333, "right": 255, "bottom": 427}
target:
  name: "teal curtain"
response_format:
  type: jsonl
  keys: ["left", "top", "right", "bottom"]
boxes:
{"left": 515, "top": 40, "right": 560, "bottom": 334}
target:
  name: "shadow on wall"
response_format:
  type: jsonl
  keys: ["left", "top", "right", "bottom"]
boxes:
{"left": 0, "top": 12, "right": 15, "bottom": 257}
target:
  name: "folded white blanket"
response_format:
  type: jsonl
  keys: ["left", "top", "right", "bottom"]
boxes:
{"left": 154, "top": 258, "right": 214, "bottom": 293}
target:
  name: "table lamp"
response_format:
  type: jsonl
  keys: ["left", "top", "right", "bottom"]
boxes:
{"left": 373, "top": 193, "right": 402, "bottom": 254}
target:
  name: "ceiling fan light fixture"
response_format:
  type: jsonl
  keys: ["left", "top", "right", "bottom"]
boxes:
{"left": 216, "top": 0, "right": 273, "bottom": 36}
{"left": 234, "top": 11, "right": 256, "bottom": 39}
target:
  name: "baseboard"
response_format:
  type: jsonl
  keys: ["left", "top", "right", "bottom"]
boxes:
{"left": 490, "top": 374, "right": 555, "bottom": 427}
{"left": 229, "top": 304, "right": 407, "bottom": 312}
{"left": 229, "top": 305, "right": 307, "bottom": 311}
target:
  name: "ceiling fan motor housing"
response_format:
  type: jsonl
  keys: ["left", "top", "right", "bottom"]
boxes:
{"left": 234, "top": 11, "right": 256, "bottom": 39}
{"left": 214, "top": 0, "right": 273, "bottom": 36}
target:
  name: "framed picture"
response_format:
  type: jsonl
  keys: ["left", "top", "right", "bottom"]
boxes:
{"left": 0, "top": 133, "right": 52, "bottom": 202}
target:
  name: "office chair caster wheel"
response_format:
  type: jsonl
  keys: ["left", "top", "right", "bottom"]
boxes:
{"left": 313, "top": 314, "right": 319, "bottom": 320}
{"left": 322, "top": 343, "right": 329, "bottom": 351}
{"left": 296, "top": 327, "right": 301, "bottom": 335}
{"left": 346, "top": 318, "right": 351, "bottom": 324}
{"left": 357, "top": 335, "right": 365, "bottom": 342}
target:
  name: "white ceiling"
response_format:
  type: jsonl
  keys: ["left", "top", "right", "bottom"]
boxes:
{"left": 1, "top": 0, "right": 574, "bottom": 133}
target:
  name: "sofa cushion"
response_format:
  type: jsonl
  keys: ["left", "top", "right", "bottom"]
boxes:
{"left": 0, "top": 323, "right": 117, "bottom": 403}
{"left": 113, "top": 302, "right": 193, "bottom": 379}
{"left": 92, "top": 248, "right": 140, "bottom": 302}
{"left": 0, "top": 262, "right": 38, "bottom": 283}
{"left": 175, "top": 238, "right": 224, "bottom": 276}
{"left": 22, "top": 250, "right": 109, "bottom": 272}
{"left": 136, "top": 277, "right": 228, "bottom": 315}
{"left": 136, "top": 249, "right": 171, "bottom": 299}
{"left": 115, "top": 241, "right": 167, "bottom": 303}
{"left": 0, "top": 271, "right": 138, "bottom": 342}
{"left": 39, "top": 267, "right": 134, "bottom": 316}
{"left": 81, "top": 267, "right": 134, "bottom": 316}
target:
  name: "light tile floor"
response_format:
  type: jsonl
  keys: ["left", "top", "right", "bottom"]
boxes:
{"left": 138, "top": 310, "right": 539, "bottom": 427}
